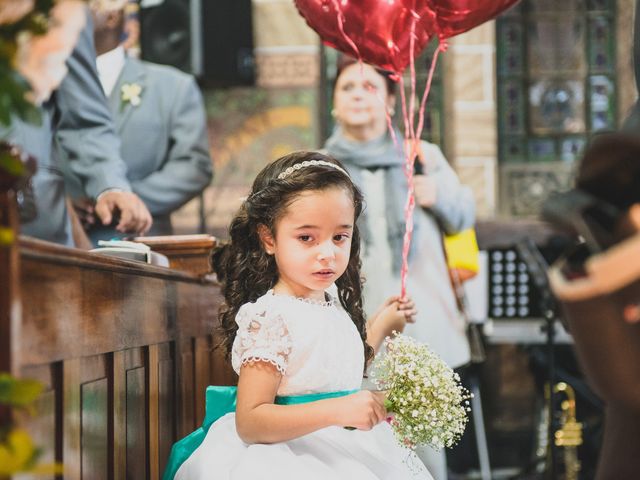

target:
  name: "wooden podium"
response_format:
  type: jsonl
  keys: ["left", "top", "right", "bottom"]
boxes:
{"left": 133, "top": 234, "right": 218, "bottom": 277}
{"left": 1, "top": 169, "right": 237, "bottom": 478}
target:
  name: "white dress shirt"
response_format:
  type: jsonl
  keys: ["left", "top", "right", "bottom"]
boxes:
{"left": 95, "top": 45, "right": 127, "bottom": 199}
{"left": 96, "top": 45, "right": 126, "bottom": 97}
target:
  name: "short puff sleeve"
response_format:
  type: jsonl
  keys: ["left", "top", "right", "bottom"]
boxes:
{"left": 231, "top": 303, "right": 292, "bottom": 375}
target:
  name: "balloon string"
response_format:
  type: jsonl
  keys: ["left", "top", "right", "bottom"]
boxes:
{"left": 415, "top": 42, "right": 445, "bottom": 143}
{"left": 398, "top": 12, "right": 421, "bottom": 298}
{"left": 408, "top": 11, "right": 418, "bottom": 147}
{"left": 330, "top": 5, "right": 445, "bottom": 299}
{"left": 399, "top": 38, "right": 445, "bottom": 298}
{"left": 398, "top": 76, "right": 410, "bottom": 149}
{"left": 330, "top": 0, "right": 361, "bottom": 61}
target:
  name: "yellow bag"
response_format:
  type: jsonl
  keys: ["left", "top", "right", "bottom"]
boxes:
{"left": 443, "top": 228, "right": 479, "bottom": 283}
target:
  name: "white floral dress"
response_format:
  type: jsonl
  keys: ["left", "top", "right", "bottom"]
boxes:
{"left": 175, "top": 290, "right": 432, "bottom": 480}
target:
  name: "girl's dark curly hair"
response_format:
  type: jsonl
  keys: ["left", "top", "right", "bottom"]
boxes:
{"left": 212, "top": 151, "right": 374, "bottom": 371}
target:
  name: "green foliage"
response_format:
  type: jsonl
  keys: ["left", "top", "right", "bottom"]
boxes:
{"left": 0, "top": 56, "right": 40, "bottom": 128}
{"left": 0, "top": 373, "right": 61, "bottom": 477}
{"left": 0, "top": 0, "right": 56, "bottom": 129}
{"left": 0, "top": 146, "right": 26, "bottom": 177}
{"left": 0, "top": 374, "right": 43, "bottom": 408}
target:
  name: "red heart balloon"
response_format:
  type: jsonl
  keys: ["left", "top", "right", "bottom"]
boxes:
{"left": 427, "top": 0, "right": 520, "bottom": 40}
{"left": 294, "top": 0, "right": 436, "bottom": 74}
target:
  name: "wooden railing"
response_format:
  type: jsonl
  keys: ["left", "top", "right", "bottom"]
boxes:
{"left": 1, "top": 165, "right": 236, "bottom": 479}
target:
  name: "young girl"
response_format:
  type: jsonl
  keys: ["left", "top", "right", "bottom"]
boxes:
{"left": 173, "top": 151, "right": 432, "bottom": 479}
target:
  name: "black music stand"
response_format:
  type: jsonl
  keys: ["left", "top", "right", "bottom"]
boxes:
{"left": 515, "top": 238, "right": 561, "bottom": 480}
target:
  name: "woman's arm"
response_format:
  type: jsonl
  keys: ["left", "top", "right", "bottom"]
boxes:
{"left": 235, "top": 362, "right": 386, "bottom": 444}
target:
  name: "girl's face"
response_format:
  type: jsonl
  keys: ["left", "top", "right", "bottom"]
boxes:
{"left": 259, "top": 187, "right": 355, "bottom": 301}
{"left": 333, "top": 63, "right": 394, "bottom": 135}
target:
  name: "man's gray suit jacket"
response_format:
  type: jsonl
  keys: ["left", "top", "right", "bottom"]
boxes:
{"left": 64, "top": 56, "right": 213, "bottom": 239}
{"left": 1, "top": 15, "right": 131, "bottom": 246}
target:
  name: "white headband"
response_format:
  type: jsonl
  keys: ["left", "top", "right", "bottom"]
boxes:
{"left": 277, "top": 160, "right": 349, "bottom": 180}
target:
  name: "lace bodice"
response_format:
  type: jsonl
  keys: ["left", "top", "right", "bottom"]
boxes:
{"left": 231, "top": 290, "right": 365, "bottom": 396}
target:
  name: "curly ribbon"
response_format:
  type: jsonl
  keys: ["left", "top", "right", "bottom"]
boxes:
{"left": 329, "top": 3, "right": 446, "bottom": 298}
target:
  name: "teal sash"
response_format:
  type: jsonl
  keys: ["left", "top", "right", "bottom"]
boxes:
{"left": 162, "top": 386, "right": 358, "bottom": 480}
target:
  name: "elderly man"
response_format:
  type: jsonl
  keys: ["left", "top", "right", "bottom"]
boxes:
{"left": 65, "top": 0, "right": 213, "bottom": 241}
{"left": 3, "top": 8, "right": 153, "bottom": 246}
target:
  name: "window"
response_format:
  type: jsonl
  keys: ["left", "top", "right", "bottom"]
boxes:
{"left": 498, "top": 0, "right": 617, "bottom": 162}
{"left": 496, "top": 0, "right": 617, "bottom": 215}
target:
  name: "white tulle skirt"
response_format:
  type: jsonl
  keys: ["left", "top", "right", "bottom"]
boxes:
{"left": 175, "top": 413, "right": 433, "bottom": 480}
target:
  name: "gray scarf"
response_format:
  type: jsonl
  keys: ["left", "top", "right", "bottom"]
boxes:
{"left": 324, "top": 126, "right": 418, "bottom": 273}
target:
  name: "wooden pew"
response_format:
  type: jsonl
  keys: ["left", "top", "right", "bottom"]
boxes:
{"left": 1, "top": 169, "right": 236, "bottom": 479}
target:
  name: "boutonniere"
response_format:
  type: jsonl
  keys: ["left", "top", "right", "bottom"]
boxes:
{"left": 121, "top": 83, "right": 143, "bottom": 107}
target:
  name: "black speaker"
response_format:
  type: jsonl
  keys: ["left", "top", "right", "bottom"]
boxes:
{"left": 140, "top": 0, "right": 255, "bottom": 86}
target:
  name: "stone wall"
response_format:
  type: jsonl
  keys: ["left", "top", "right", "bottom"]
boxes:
{"left": 444, "top": 22, "right": 498, "bottom": 218}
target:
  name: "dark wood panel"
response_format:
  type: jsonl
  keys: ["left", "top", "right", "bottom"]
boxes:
{"left": 176, "top": 283, "right": 220, "bottom": 338}
{"left": 20, "top": 267, "right": 177, "bottom": 365}
{"left": 210, "top": 343, "right": 238, "bottom": 387}
{"left": 19, "top": 363, "right": 60, "bottom": 480}
{"left": 157, "top": 343, "right": 175, "bottom": 477}
{"left": 176, "top": 339, "right": 196, "bottom": 438}
{"left": 147, "top": 345, "right": 159, "bottom": 480}
{"left": 194, "top": 337, "right": 211, "bottom": 424}
{"left": 113, "top": 352, "right": 126, "bottom": 480}
{"left": 78, "top": 355, "right": 109, "bottom": 480}
{"left": 81, "top": 378, "right": 109, "bottom": 480}
{"left": 126, "top": 360, "right": 147, "bottom": 480}
{"left": 63, "top": 358, "right": 82, "bottom": 480}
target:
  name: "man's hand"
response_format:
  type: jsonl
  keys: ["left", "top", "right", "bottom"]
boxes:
{"left": 71, "top": 197, "right": 97, "bottom": 230}
{"left": 95, "top": 191, "right": 152, "bottom": 234}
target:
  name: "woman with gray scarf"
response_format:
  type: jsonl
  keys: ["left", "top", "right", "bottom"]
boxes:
{"left": 324, "top": 57, "right": 476, "bottom": 480}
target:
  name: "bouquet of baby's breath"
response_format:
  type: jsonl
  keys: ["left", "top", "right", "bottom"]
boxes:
{"left": 371, "top": 333, "right": 471, "bottom": 450}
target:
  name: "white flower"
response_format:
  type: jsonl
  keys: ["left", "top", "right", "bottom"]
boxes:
{"left": 371, "top": 333, "right": 471, "bottom": 451}
{"left": 121, "top": 83, "right": 143, "bottom": 107}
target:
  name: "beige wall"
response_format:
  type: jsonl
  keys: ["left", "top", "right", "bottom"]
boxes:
{"left": 444, "top": 22, "right": 498, "bottom": 218}
{"left": 252, "top": 0, "right": 319, "bottom": 88}
{"left": 617, "top": 0, "right": 637, "bottom": 122}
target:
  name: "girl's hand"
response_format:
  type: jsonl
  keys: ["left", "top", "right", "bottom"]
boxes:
{"left": 335, "top": 390, "right": 387, "bottom": 431}
{"left": 377, "top": 296, "right": 418, "bottom": 333}
{"left": 368, "top": 295, "right": 400, "bottom": 325}
{"left": 396, "top": 296, "right": 417, "bottom": 324}
{"left": 367, "top": 296, "right": 418, "bottom": 353}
